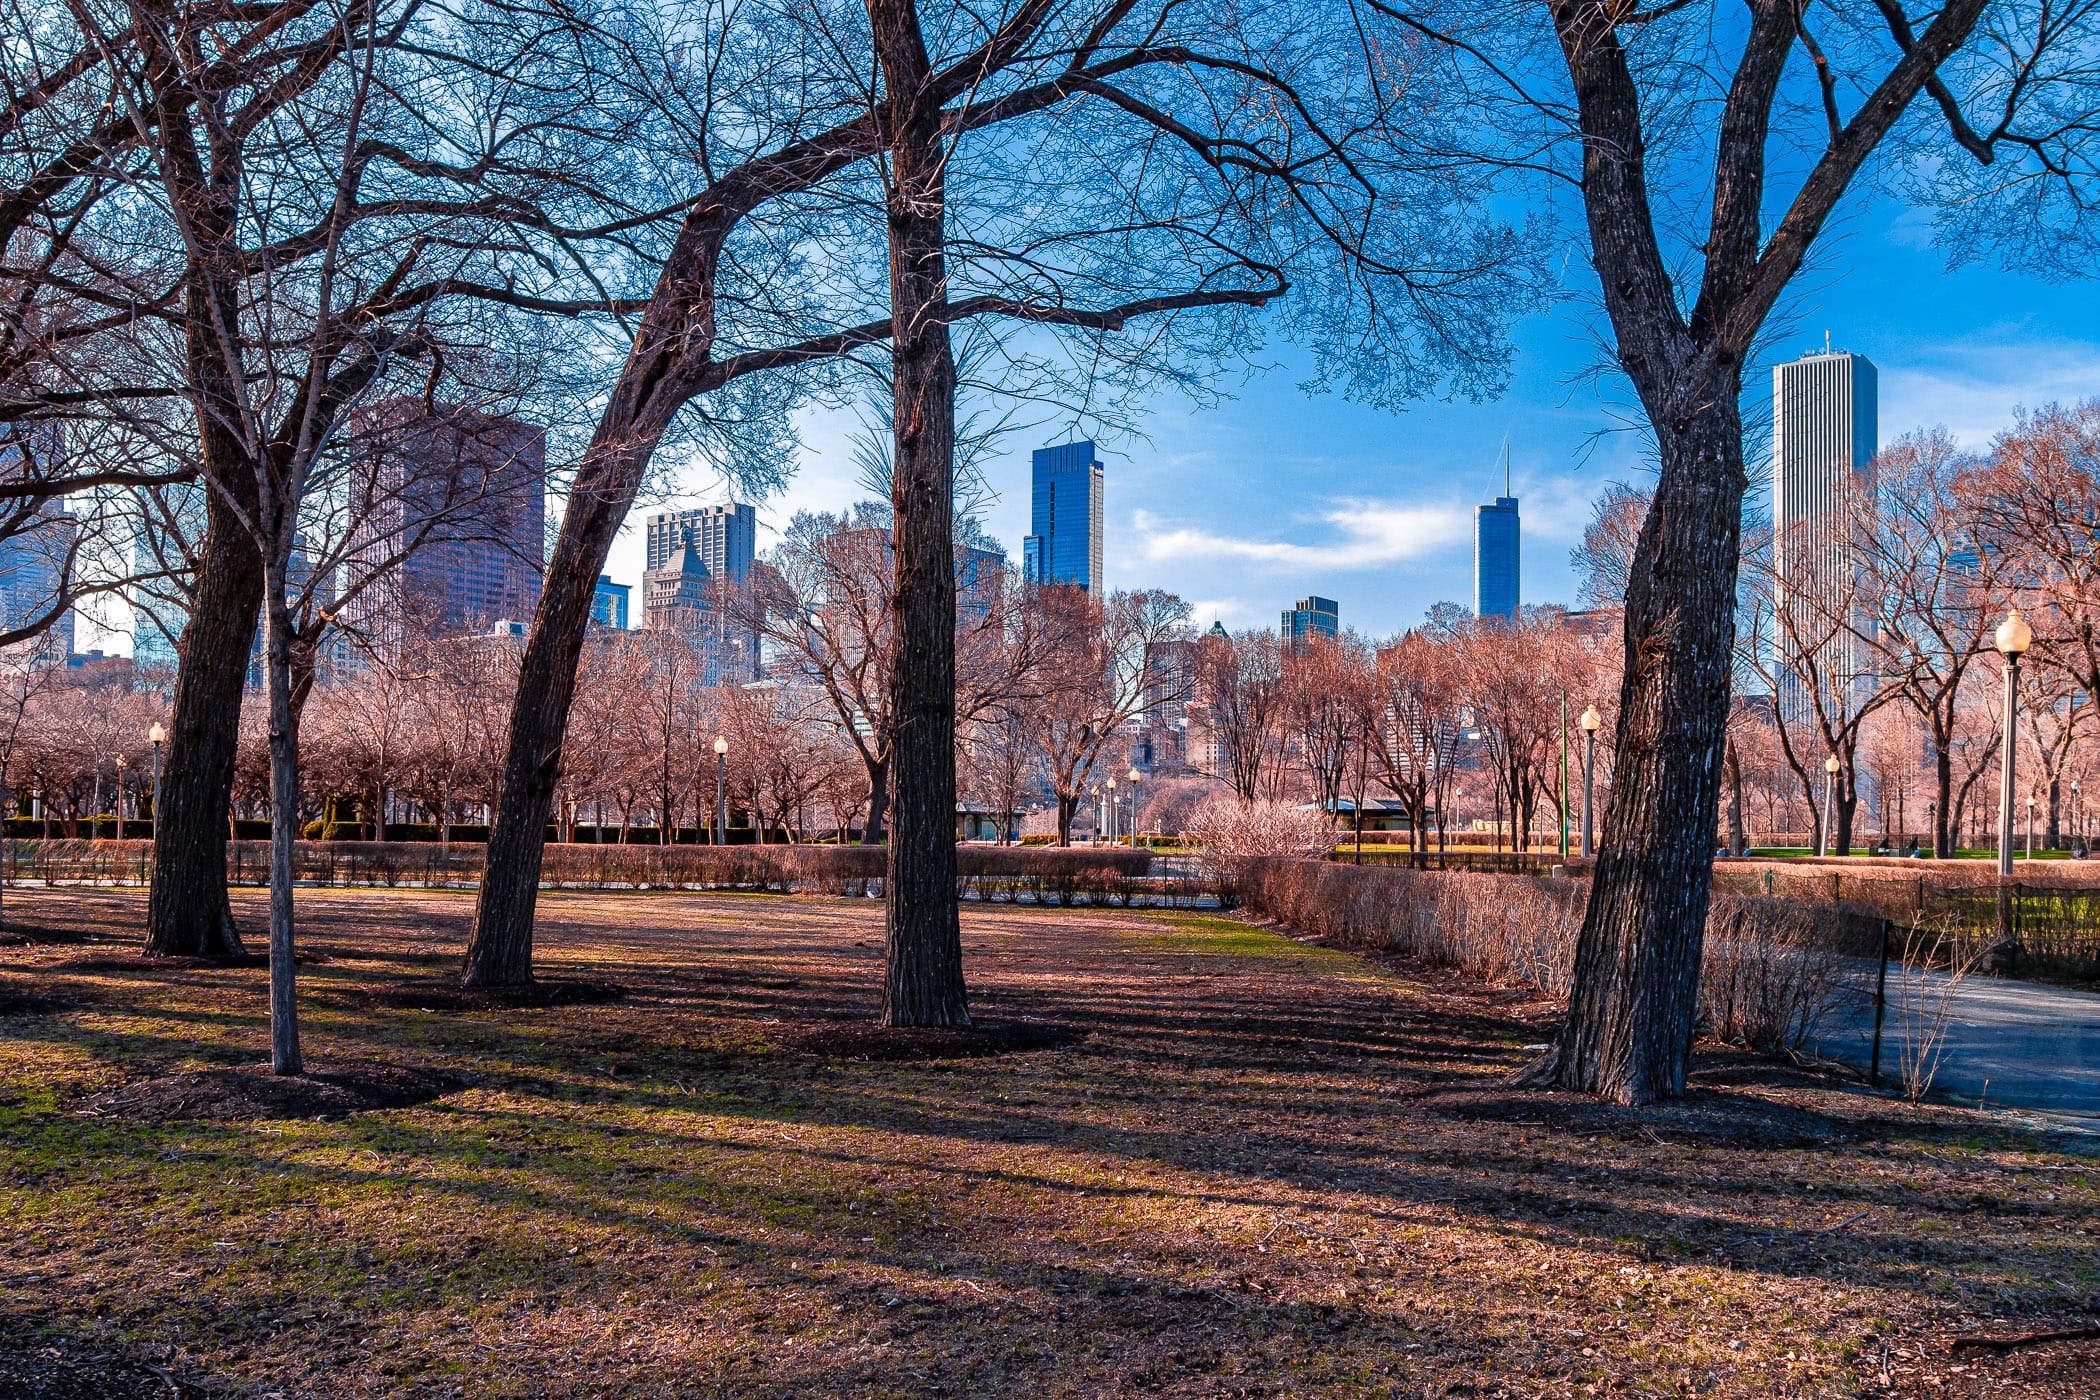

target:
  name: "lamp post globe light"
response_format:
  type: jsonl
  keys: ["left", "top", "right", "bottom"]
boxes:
{"left": 1106, "top": 777, "right": 1118, "bottom": 845}
{"left": 1926, "top": 799, "right": 1937, "bottom": 859}
{"left": 148, "top": 723, "right": 166, "bottom": 845}
{"left": 1127, "top": 767, "right": 1142, "bottom": 848}
{"left": 114, "top": 755, "right": 128, "bottom": 838}
{"left": 1578, "top": 705, "right": 1602, "bottom": 860}
{"left": 1821, "top": 753, "right": 1841, "bottom": 858}
{"left": 2026, "top": 794, "right": 2036, "bottom": 861}
{"left": 713, "top": 735, "right": 728, "bottom": 846}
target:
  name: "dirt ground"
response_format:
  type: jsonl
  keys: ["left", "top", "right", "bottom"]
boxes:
{"left": 0, "top": 885, "right": 2094, "bottom": 1399}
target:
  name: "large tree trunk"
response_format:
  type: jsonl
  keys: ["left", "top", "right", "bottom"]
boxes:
{"left": 861, "top": 755, "right": 890, "bottom": 843}
{"left": 462, "top": 430, "right": 663, "bottom": 986}
{"left": 871, "top": 0, "right": 967, "bottom": 1028}
{"left": 1523, "top": 399, "right": 1745, "bottom": 1104}
{"left": 145, "top": 425, "right": 262, "bottom": 958}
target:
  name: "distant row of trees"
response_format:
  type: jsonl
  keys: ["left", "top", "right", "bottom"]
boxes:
{"left": 1572, "top": 404, "right": 2100, "bottom": 859}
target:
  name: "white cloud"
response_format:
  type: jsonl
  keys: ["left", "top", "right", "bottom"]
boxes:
{"left": 1187, "top": 597, "right": 1256, "bottom": 629}
{"left": 1133, "top": 500, "right": 1467, "bottom": 572}
{"left": 1881, "top": 337, "right": 2100, "bottom": 449}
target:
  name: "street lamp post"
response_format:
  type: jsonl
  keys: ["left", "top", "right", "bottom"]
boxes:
{"left": 149, "top": 723, "right": 166, "bottom": 845}
{"left": 2075, "top": 779, "right": 2084, "bottom": 853}
{"left": 1127, "top": 768, "right": 1143, "bottom": 848}
{"left": 114, "top": 756, "right": 128, "bottom": 838}
{"left": 1996, "top": 610, "right": 2031, "bottom": 876}
{"left": 1926, "top": 800, "right": 1936, "bottom": 859}
{"left": 2026, "top": 794, "right": 2036, "bottom": 861}
{"left": 1821, "top": 754, "right": 1841, "bottom": 858}
{"left": 1579, "top": 705, "right": 1601, "bottom": 859}
{"left": 1994, "top": 609, "right": 2033, "bottom": 963}
{"left": 713, "top": 735, "right": 728, "bottom": 846}
{"left": 1106, "top": 777, "right": 1118, "bottom": 845}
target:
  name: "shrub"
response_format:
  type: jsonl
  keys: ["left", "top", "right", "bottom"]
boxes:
{"left": 1183, "top": 798, "right": 1332, "bottom": 904}
{"left": 1239, "top": 858, "right": 1847, "bottom": 1053}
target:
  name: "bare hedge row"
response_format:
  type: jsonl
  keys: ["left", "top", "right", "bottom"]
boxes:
{"left": 2, "top": 839, "right": 1154, "bottom": 898}
{"left": 1237, "top": 858, "right": 1846, "bottom": 1053}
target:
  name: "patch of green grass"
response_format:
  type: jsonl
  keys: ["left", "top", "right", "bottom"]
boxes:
{"left": 1134, "top": 911, "right": 1364, "bottom": 967}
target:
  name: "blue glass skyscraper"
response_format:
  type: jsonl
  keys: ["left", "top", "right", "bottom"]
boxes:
{"left": 1022, "top": 441, "right": 1104, "bottom": 597}
{"left": 1474, "top": 496, "right": 1520, "bottom": 618}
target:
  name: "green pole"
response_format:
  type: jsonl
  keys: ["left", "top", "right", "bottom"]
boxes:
{"left": 1559, "top": 691, "right": 1570, "bottom": 858}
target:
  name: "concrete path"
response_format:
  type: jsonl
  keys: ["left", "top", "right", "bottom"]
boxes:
{"left": 1815, "top": 963, "right": 2100, "bottom": 1116}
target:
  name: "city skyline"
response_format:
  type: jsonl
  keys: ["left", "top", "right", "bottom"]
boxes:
{"left": 76, "top": 193, "right": 2100, "bottom": 655}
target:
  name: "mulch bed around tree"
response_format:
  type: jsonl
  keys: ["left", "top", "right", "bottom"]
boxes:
{"left": 763, "top": 1016, "right": 1080, "bottom": 1060}
{"left": 75, "top": 1060, "right": 465, "bottom": 1123}
{"left": 353, "top": 976, "right": 626, "bottom": 1010}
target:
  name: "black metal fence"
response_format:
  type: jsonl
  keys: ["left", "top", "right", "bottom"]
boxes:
{"left": 1711, "top": 865, "right": 2100, "bottom": 983}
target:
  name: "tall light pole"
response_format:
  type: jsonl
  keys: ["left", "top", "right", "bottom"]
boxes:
{"left": 1127, "top": 767, "right": 1143, "bottom": 848}
{"left": 1996, "top": 609, "right": 2031, "bottom": 877}
{"left": 1925, "top": 799, "right": 1936, "bottom": 859}
{"left": 2075, "top": 779, "right": 2084, "bottom": 852}
{"left": 1995, "top": 609, "right": 2033, "bottom": 963}
{"left": 1579, "top": 705, "right": 1601, "bottom": 859}
{"left": 713, "top": 734, "right": 728, "bottom": 845}
{"left": 2026, "top": 794, "right": 2036, "bottom": 861}
{"left": 1106, "top": 777, "right": 1118, "bottom": 845}
{"left": 1821, "top": 754, "right": 1840, "bottom": 857}
{"left": 114, "top": 756, "right": 128, "bottom": 838}
{"left": 148, "top": 723, "right": 166, "bottom": 845}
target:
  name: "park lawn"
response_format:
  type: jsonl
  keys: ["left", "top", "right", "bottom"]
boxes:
{"left": 0, "top": 886, "right": 2094, "bottom": 1399}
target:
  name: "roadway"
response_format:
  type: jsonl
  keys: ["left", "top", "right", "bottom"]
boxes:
{"left": 1814, "top": 963, "right": 2100, "bottom": 1120}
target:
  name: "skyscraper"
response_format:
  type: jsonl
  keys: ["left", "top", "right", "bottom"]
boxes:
{"left": 591, "top": 575, "right": 630, "bottom": 630}
{"left": 1281, "top": 596, "right": 1339, "bottom": 648}
{"left": 341, "top": 402, "right": 547, "bottom": 657}
{"left": 1772, "top": 346, "right": 1877, "bottom": 720}
{"left": 0, "top": 429, "right": 78, "bottom": 661}
{"left": 130, "top": 482, "right": 208, "bottom": 672}
{"left": 956, "top": 542, "right": 1007, "bottom": 619}
{"left": 1022, "top": 441, "right": 1104, "bottom": 596}
{"left": 642, "top": 505, "right": 760, "bottom": 683}
{"left": 1474, "top": 496, "right": 1520, "bottom": 619}
{"left": 645, "top": 503, "right": 755, "bottom": 580}
{"left": 0, "top": 499, "right": 77, "bottom": 661}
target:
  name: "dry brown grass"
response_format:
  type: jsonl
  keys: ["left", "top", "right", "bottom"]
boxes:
{"left": 0, "top": 886, "right": 2093, "bottom": 1399}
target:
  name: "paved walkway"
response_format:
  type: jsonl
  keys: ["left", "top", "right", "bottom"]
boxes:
{"left": 1815, "top": 963, "right": 2100, "bottom": 1117}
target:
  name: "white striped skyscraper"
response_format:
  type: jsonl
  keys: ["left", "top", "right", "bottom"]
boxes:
{"left": 1772, "top": 347, "right": 1877, "bottom": 722}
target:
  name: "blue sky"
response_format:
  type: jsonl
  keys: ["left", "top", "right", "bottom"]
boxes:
{"left": 74, "top": 191, "right": 2100, "bottom": 655}
{"left": 595, "top": 194, "right": 2100, "bottom": 642}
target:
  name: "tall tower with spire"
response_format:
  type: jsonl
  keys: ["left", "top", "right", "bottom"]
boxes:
{"left": 1473, "top": 444, "right": 1520, "bottom": 619}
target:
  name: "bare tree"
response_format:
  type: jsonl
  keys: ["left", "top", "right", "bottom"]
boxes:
{"left": 1190, "top": 628, "right": 1286, "bottom": 806}
{"left": 1037, "top": 587, "right": 1192, "bottom": 845}
{"left": 463, "top": 0, "right": 1547, "bottom": 992}
{"left": 1367, "top": 0, "right": 2081, "bottom": 1101}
